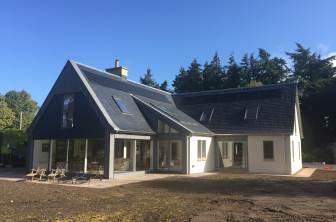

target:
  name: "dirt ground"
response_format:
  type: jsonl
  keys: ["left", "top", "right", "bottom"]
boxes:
{"left": 0, "top": 170, "right": 335, "bottom": 222}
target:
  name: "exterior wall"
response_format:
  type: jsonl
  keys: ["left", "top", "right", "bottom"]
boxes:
{"left": 289, "top": 106, "right": 303, "bottom": 174}
{"left": 32, "top": 140, "right": 50, "bottom": 169}
{"left": 189, "top": 136, "right": 215, "bottom": 173}
{"left": 248, "top": 135, "right": 291, "bottom": 174}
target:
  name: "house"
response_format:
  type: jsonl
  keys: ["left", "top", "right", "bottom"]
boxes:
{"left": 27, "top": 60, "right": 303, "bottom": 179}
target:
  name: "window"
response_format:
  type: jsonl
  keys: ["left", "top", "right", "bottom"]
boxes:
{"left": 199, "top": 111, "right": 207, "bottom": 121}
{"left": 292, "top": 141, "right": 295, "bottom": 161}
{"left": 42, "top": 143, "right": 50, "bottom": 152}
{"left": 113, "top": 96, "right": 129, "bottom": 113}
{"left": 197, "top": 140, "right": 207, "bottom": 161}
{"left": 222, "top": 142, "right": 228, "bottom": 159}
{"left": 158, "top": 120, "right": 178, "bottom": 134}
{"left": 199, "top": 107, "right": 215, "bottom": 122}
{"left": 263, "top": 141, "right": 274, "bottom": 160}
{"left": 62, "top": 95, "right": 74, "bottom": 128}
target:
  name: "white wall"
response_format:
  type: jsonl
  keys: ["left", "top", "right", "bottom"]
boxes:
{"left": 189, "top": 136, "right": 215, "bottom": 173}
{"left": 33, "top": 140, "right": 50, "bottom": 169}
{"left": 289, "top": 105, "right": 303, "bottom": 174}
{"left": 248, "top": 135, "right": 291, "bottom": 174}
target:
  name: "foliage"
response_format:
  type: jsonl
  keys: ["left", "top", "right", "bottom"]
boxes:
{"left": 0, "top": 96, "right": 16, "bottom": 129}
{"left": 140, "top": 69, "right": 170, "bottom": 92}
{"left": 0, "top": 129, "right": 27, "bottom": 166}
{"left": 4, "top": 90, "right": 38, "bottom": 130}
{"left": 203, "top": 52, "right": 223, "bottom": 90}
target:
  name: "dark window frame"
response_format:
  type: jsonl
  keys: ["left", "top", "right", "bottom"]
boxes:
{"left": 263, "top": 141, "right": 274, "bottom": 160}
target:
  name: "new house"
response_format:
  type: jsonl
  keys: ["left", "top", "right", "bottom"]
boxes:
{"left": 27, "top": 60, "right": 303, "bottom": 179}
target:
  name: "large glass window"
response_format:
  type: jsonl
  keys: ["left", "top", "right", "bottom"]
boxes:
{"left": 136, "top": 140, "right": 151, "bottom": 171}
{"left": 170, "top": 141, "right": 182, "bottom": 171}
{"left": 52, "top": 139, "right": 67, "bottom": 169}
{"left": 114, "top": 139, "right": 133, "bottom": 171}
{"left": 87, "top": 139, "right": 104, "bottom": 175}
{"left": 157, "top": 120, "right": 178, "bottom": 134}
{"left": 62, "top": 95, "right": 74, "bottom": 128}
{"left": 158, "top": 140, "right": 182, "bottom": 171}
{"left": 68, "top": 139, "right": 86, "bottom": 172}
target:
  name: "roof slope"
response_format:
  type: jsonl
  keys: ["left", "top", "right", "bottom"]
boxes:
{"left": 75, "top": 62, "right": 211, "bottom": 135}
{"left": 173, "top": 83, "right": 298, "bottom": 135}
{"left": 72, "top": 61, "right": 298, "bottom": 136}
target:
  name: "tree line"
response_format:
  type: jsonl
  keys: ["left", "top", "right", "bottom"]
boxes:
{"left": 140, "top": 43, "right": 336, "bottom": 163}
{"left": 140, "top": 43, "right": 336, "bottom": 93}
{"left": 0, "top": 91, "right": 38, "bottom": 130}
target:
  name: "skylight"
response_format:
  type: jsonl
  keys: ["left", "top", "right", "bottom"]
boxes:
{"left": 113, "top": 96, "right": 129, "bottom": 113}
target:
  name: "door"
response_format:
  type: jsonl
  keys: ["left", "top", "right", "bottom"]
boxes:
{"left": 158, "top": 140, "right": 182, "bottom": 171}
{"left": 136, "top": 140, "right": 151, "bottom": 171}
{"left": 233, "top": 142, "right": 243, "bottom": 167}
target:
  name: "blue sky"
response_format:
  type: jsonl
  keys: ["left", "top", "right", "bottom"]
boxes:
{"left": 1, "top": 0, "right": 336, "bottom": 105}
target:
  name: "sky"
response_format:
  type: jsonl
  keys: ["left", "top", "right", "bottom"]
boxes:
{"left": 1, "top": 0, "right": 336, "bottom": 105}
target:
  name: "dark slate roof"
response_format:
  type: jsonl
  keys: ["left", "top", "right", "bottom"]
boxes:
{"left": 173, "top": 83, "right": 298, "bottom": 135}
{"left": 73, "top": 61, "right": 298, "bottom": 136}
{"left": 75, "top": 62, "right": 211, "bottom": 135}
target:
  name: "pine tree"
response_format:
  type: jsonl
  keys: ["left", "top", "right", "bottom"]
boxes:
{"left": 140, "top": 69, "right": 160, "bottom": 88}
{"left": 203, "top": 52, "right": 224, "bottom": 90}
{"left": 173, "top": 59, "right": 203, "bottom": 93}
{"left": 225, "top": 55, "right": 242, "bottom": 88}
{"left": 173, "top": 67, "right": 189, "bottom": 93}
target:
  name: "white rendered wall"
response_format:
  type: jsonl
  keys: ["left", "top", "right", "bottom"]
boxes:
{"left": 189, "top": 136, "right": 215, "bottom": 173}
{"left": 248, "top": 135, "right": 291, "bottom": 174}
{"left": 289, "top": 105, "right": 303, "bottom": 174}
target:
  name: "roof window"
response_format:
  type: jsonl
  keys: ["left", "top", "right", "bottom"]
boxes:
{"left": 113, "top": 96, "right": 129, "bottom": 113}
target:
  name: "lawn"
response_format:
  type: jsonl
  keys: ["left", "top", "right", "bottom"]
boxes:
{"left": 0, "top": 170, "right": 336, "bottom": 221}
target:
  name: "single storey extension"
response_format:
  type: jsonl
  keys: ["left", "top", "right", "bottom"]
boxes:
{"left": 27, "top": 60, "right": 303, "bottom": 179}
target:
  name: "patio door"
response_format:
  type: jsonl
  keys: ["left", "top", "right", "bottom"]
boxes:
{"left": 158, "top": 140, "right": 182, "bottom": 172}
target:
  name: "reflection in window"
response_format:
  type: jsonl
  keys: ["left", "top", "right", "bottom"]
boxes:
{"left": 197, "top": 140, "right": 207, "bottom": 161}
{"left": 62, "top": 95, "right": 74, "bottom": 128}
{"left": 68, "top": 139, "right": 86, "bottom": 172}
{"left": 113, "top": 96, "right": 129, "bottom": 113}
{"left": 114, "top": 139, "right": 133, "bottom": 171}
{"left": 87, "top": 139, "right": 104, "bottom": 175}
{"left": 157, "top": 120, "right": 178, "bottom": 134}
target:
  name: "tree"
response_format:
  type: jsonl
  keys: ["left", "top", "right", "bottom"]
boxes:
{"left": 0, "top": 96, "right": 15, "bottom": 129}
{"left": 257, "top": 48, "right": 289, "bottom": 84}
{"left": 286, "top": 43, "right": 336, "bottom": 89}
{"left": 173, "top": 67, "right": 189, "bottom": 93}
{"left": 240, "top": 53, "right": 259, "bottom": 86}
{"left": 4, "top": 90, "right": 38, "bottom": 130}
{"left": 173, "top": 59, "right": 203, "bottom": 93}
{"left": 159, "top": 80, "right": 169, "bottom": 91}
{"left": 225, "top": 55, "right": 242, "bottom": 88}
{"left": 140, "top": 69, "right": 160, "bottom": 88}
{"left": 203, "top": 52, "right": 224, "bottom": 90}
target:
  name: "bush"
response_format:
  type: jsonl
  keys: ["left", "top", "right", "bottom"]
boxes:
{"left": 0, "top": 129, "right": 27, "bottom": 167}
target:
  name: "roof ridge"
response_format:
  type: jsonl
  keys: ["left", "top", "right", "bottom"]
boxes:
{"left": 175, "top": 82, "right": 297, "bottom": 96}
{"left": 70, "top": 60, "right": 172, "bottom": 96}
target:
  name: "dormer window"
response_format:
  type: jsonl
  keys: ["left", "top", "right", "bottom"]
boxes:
{"left": 200, "top": 107, "right": 215, "bottom": 122}
{"left": 62, "top": 94, "right": 74, "bottom": 128}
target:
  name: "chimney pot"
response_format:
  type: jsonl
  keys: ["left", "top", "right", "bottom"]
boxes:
{"left": 115, "top": 59, "right": 120, "bottom": 68}
{"left": 106, "top": 59, "right": 128, "bottom": 79}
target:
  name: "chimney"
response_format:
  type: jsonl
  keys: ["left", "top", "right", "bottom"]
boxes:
{"left": 106, "top": 59, "right": 128, "bottom": 79}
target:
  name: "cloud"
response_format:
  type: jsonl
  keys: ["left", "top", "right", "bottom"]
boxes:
{"left": 326, "top": 52, "right": 336, "bottom": 67}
